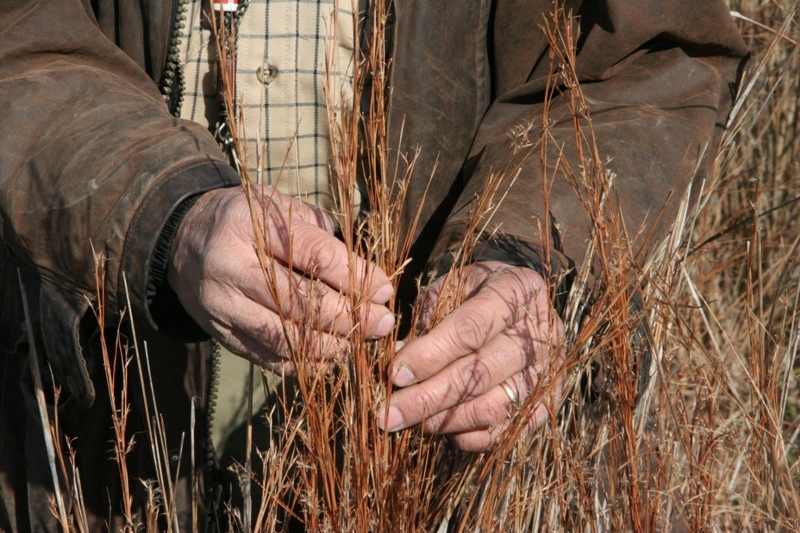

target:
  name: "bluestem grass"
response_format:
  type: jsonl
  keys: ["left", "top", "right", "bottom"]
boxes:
{"left": 38, "top": 1, "right": 800, "bottom": 531}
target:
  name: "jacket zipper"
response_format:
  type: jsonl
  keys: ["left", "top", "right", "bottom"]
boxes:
{"left": 161, "top": 0, "right": 190, "bottom": 116}
{"left": 204, "top": 0, "right": 250, "bottom": 475}
{"left": 157, "top": 2, "right": 251, "bottom": 524}
{"left": 158, "top": 1, "right": 226, "bottom": 524}
{"left": 204, "top": 340, "right": 223, "bottom": 531}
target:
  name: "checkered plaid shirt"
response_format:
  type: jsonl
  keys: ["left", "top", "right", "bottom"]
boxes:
{"left": 178, "top": 0, "right": 357, "bottom": 212}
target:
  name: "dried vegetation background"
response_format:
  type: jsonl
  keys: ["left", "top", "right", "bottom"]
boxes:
{"left": 42, "top": 1, "right": 800, "bottom": 531}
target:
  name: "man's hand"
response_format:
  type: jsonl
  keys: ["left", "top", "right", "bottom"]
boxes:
{"left": 380, "top": 261, "right": 564, "bottom": 451}
{"left": 168, "top": 187, "right": 395, "bottom": 369}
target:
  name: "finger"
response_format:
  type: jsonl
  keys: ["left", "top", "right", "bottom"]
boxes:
{"left": 381, "top": 356, "right": 545, "bottom": 434}
{"left": 215, "top": 188, "right": 394, "bottom": 306}
{"left": 445, "top": 404, "right": 548, "bottom": 452}
{"left": 446, "top": 428, "right": 501, "bottom": 453}
{"left": 418, "top": 367, "right": 549, "bottom": 435}
{"left": 210, "top": 296, "right": 346, "bottom": 367}
{"left": 233, "top": 261, "right": 395, "bottom": 339}
{"left": 382, "top": 323, "right": 543, "bottom": 431}
{"left": 257, "top": 207, "right": 394, "bottom": 305}
{"left": 391, "top": 267, "right": 548, "bottom": 387}
{"left": 411, "top": 262, "right": 523, "bottom": 336}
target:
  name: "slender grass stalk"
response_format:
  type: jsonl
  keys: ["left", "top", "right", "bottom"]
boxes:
{"left": 18, "top": 271, "right": 70, "bottom": 531}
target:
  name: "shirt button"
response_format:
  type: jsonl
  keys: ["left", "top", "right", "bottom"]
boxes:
{"left": 256, "top": 61, "right": 278, "bottom": 84}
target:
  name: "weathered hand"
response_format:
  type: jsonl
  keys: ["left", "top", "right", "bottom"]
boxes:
{"left": 380, "top": 261, "right": 564, "bottom": 451}
{"left": 168, "top": 187, "right": 395, "bottom": 369}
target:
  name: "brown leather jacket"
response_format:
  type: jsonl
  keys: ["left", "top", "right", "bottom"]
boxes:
{"left": 0, "top": 0, "right": 747, "bottom": 529}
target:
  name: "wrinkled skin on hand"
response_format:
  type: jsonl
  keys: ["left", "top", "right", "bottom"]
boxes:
{"left": 168, "top": 187, "right": 395, "bottom": 370}
{"left": 381, "top": 261, "right": 565, "bottom": 452}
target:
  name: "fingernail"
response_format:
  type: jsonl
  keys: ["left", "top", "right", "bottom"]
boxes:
{"left": 394, "top": 340, "right": 406, "bottom": 353}
{"left": 379, "top": 406, "right": 404, "bottom": 432}
{"left": 391, "top": 364, "right": 415, "bottom": 387}
{"left": 374, "top": 313, "right": 395, "bottom": 337}
{"left": 371, "top": 283, "right": 394, "bottom": 304}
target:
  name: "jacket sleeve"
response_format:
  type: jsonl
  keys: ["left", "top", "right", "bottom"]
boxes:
{"left": 0, "top": 0, "right": 238, "bottom": 405}
{"left": 395, "top": 0, "right": 749, "bottom": 294}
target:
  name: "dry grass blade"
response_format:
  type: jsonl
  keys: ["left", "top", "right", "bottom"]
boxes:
{"left": 17, "top": 270, "right": 70, "bottom": 531}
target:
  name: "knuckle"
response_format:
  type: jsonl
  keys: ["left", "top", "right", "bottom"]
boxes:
{"left": 253, "top": 319, "right": 289, "bottom": 355}
{"left": 270, "top": 271, "right": 303, "bottom": 317}
{"left": 518, "top": 368, "right": 538, "bottom": 397}
{"left": 453, "top": 358, "right": 495, "bottom": 399}
{"left": 308, "top": 205, "right": 334, "bottom": 233}
{"left": 315, "top": 333, "right": 346, "bottom": 359}
{"left": 447, "top": 311, "right": 491, "bottom": 353}
{"left": 408, "top": 385, "right": 449, "bottom": 422}
{"left": 463, "top": 403, "right": 486, "bottom": 431}
{"left": 320, "top": 292, "right": 352, "bottom": 332}
{"left": 464, "top": 396, "right": 506, "bottom": 429}
{"left": 485, "top": 399, "right": 510, "bottom": 425}
{"left": 421, "top": 410, "right": 448, "bottom": 434}
{"left": 301, "top": 231, "right": 341, "bottom": 277}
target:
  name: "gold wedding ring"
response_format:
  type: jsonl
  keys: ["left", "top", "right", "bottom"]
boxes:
{"left": 499, "top": 380, "right": 518, "bottom": 404}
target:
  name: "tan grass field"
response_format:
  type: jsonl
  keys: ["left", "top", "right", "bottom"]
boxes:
{"left": 41, "top": 1, "right": 800, "bottom": 531}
